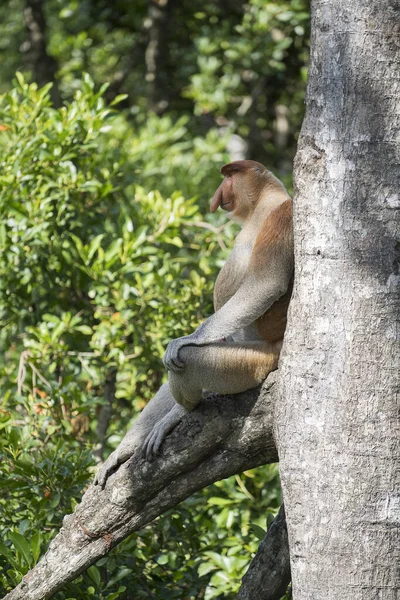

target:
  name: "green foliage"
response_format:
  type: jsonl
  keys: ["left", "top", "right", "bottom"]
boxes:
{"left": 185, "top": 0, "right": 309, "bottom": 165}
{"left": 0, "top": 0, "right": 308, "bottom": 173}
{"left": 0, "top": 0, "right": 308, "bottom": 596}
{"left": 0, "top": 76, "right": 285, "bottom": 599}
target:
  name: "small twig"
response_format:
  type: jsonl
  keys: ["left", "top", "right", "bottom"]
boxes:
{"left": 186, "top": 220, "right": 228, "bottom": 251}
{"left": 57, "top": 366, "right": 67, "bottom": 420}
{"left": 27, "top": 362, "right": 52, "bottom": 391}
{"left": 17, "top": 351, "right": 29, "bottom": 395}
{"left": 235, "top": 474, "right": 256, "bottom": 502}
{"left": 186, "top": 220, "right": 226, "bottom": 235}
{"left": 32, "top": 368, "right": 37, "bottom": 400}
{"left": 66, "top": 351, "right": 98, "bottom": 357}
{"left": 77, "top": 355, "right": 97, "bottom": 381}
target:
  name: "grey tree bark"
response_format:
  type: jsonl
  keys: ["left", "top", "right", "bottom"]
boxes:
{"left": 144, "top": 0, "right": 175, "bottom": 115}
{"left": 275, "top": 0, "right": 400, "bottom": 598}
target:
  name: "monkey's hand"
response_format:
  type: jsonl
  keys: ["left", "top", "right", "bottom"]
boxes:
{"left": 163, "top": 335, "right": 197, "bottom": 373}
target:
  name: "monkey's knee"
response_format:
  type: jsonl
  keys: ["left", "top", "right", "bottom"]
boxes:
{"left": 168, "top": 373, "right": 202, "bottom": 410}
{"left": 168, "top": 346, "right": 203, "bottom": 410}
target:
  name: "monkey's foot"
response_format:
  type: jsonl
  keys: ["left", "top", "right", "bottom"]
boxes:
{"left": 141, "top": 404, "right": 186, "bottom": 460}
{"left": 93, "top": 447, "right": 133, "bottom": 489}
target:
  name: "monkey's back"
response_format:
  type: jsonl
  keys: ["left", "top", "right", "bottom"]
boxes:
{"left": 255, "top": 277, "right": 293, "bottom": 343}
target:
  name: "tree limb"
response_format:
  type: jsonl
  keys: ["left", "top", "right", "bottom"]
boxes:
{"left": 237, "top": 504, "right": 291, "bottom": 600}
{"left": 4, "top": 373, "right": 279, "bottom": 600}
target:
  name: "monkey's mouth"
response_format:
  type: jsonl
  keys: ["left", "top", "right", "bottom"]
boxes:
{"left": 221, "top": 201, "right": 233, "bottom": 210}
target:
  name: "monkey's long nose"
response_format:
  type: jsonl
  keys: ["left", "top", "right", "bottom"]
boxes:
{"left": 210, "top": 183, "right": 223, "bottom": 213}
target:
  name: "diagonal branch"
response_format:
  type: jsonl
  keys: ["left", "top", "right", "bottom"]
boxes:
{"left": 4, "top": 373, "right": 279, "bottom": 600}
{"left": 238, "top": 504, "right": 291, "bottom": 600}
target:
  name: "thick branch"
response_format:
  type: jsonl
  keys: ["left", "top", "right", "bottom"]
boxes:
{"left": 4, "top": 374, "right": 279, "bottom": 600}
{"left": 238, "top": 504, "right": 291, "bottom": 600}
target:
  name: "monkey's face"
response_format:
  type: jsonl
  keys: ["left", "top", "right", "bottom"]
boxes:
{"left": 210, "top": 160, "right": 267, "bottom": 222}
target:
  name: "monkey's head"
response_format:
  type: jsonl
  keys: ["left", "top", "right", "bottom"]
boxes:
{"left": 211, "top": 160, "right": 285, "bottom": 223}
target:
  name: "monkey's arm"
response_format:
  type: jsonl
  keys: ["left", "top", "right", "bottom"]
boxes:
{"left": 164, "top": 257, "right": 292, "bottom": 372}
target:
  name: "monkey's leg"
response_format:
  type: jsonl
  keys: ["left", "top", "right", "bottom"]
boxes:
{"left": 94, "top": 383, "right": 176, "bottom": 487}
{"left": 95, "top": 341, "right": 282, "bottom": 485}
{"left": 170, "top": 340, "right": 282, "bottom": 402}
{"left": 142, "top": 341, "right": 282, "bottom": 459}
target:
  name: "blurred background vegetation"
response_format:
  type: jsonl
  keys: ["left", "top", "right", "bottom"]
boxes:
{"left": 0, "top": 1, "right": 309, "bottom": 598}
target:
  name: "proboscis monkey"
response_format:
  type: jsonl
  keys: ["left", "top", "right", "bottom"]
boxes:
{"left": 94, "top": 160, "right": 293, "bottom": 487}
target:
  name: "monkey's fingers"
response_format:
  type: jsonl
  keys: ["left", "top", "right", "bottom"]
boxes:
{"left": 93, "top": 452, "right": 127, "bottom": 489}
{"left": 141, "top": 427, "right": 164, "bottom": 460}
{"left": 141, "top": 405, "right": 185, "bottom": 460}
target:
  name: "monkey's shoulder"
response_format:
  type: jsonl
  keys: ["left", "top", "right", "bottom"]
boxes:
{"left": 255, "top": 198, "right": 293, "bottom": 252}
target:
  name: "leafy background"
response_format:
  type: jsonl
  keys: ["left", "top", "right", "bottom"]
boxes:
{"left": 0, "top": 1, "right": 309, "bottom": 598}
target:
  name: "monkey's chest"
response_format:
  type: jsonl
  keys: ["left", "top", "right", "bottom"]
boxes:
{"left": 213, "top": 247, "right": 251, "bottom": 310}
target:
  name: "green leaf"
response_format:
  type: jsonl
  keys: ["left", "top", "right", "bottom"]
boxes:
{"left": 42, "top": 314, "right": 61, "bottom": 324}
{"left": 87, "top": 565, "right": 101, "bottom": 587}
{"left": 105, "top": 587, "right": 127, "bottom": 600}
{"left": 30, "top": 531, "right": 42, "bottom": 563}
{"left": 105, "top": 569, "right": 132, "bottom": 589}
{"left": 15, "top": 72, "right": 25, "bottom": 87}
{"left": 75, "top": 325, "right": 93, "bottom": 335}
{"left": 249, "top": 523, "right": 266, "bottom": 541}
{"left": 110, "top": 94, "right": 129, "bottom": 107}
{"left": 8, "top": 532, "right": 32, "bottom": 567}
{"left": 88, "top": 234, "right": 104, "bottom": 261}
{"left": 0, "top": 541, "right": 19, "bottom": 569}
{"left": 198, "top": 561, "right": 217, "bottom": 577}
{"left": 207, "top": 496, "right": 233, "bottom": 506}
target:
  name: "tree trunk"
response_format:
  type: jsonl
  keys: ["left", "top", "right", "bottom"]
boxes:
{"left": 144, "top": 0, "right": 175, "bottom": 114}
{"left": 275, "top": 0, "right": 400, "bottom": 598}
{"left": 23, "top": 0, "right": 61, "bottom": 106}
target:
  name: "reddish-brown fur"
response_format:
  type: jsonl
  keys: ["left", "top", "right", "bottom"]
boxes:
{"left": 250, "top": 199, "right": 294, "bottom": 343}
{"left": 251, "top": 198, "right": 293, "bottom": 254}
{"left": 256, "top": 282, "right": 293, "bottom": 343}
